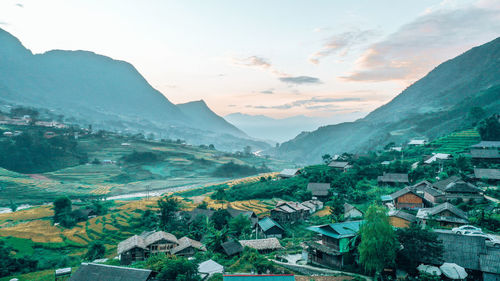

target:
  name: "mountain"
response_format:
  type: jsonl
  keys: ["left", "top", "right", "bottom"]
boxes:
{"left": 0, "top": 28, "right": 268, "bottom": 151}
{"left": 225, "top": 112, "right": 367, "bottom": 143}
{"left": 277, "top": 37, "right": 500, "bottom": 164}
{"left": 177, "top": 100, "right": 247, "bottom": 138}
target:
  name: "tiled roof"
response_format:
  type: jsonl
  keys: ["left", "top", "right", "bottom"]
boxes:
{"left": 474, "top": 168, "right": 500, "bottom": 180}
{"left": 470, "top": 149, "right": 500, "bottom": 159}
{"left": 388, "top": 210, "right": 416, "bottom": 222}
{"left": 378, "top": 173, "right": 409, "bottom": 183}
{"left": 307, "top": 183, "right": 330, "bottom": 196}
{"left": 328, "top": 161, "right": 349, "bottom": 168}
{"left": 471, "top": 141, "right": 500, "bottom": 148}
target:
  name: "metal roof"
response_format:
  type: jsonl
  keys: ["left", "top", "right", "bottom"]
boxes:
{"left": 223, "top": 274, "right": 295, "bottom": 281}
{"left": 69, "top": 263, "right": 154, "bottom": 281}
{"left": 258, "top": 217, "right": 284, "bottom": 232}
{"left": 307, "top": 220, "right": 363, "bottom": 239}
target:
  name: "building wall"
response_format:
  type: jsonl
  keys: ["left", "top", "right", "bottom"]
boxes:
{"left": 120, "top": 247, "right": 146, "bottom": 265}
{"left": 308, "top": 249, "right": 342, "bottom": 268}
{"left": 148, "top": 239, "right": 178, "bottom": 254}
{"left": 389, "top": 216, "right": 411, "bottom": 228}
{"left": 396, "top": 193, "right": 423, "bottom": 209}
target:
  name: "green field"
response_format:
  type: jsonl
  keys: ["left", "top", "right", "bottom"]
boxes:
{"left": 0, "top": 131, "right": 292, "bottom": 206}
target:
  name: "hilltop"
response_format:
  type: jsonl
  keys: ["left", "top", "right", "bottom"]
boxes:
{"left": 277, "top": 37, "right": 500, "bottom": 164}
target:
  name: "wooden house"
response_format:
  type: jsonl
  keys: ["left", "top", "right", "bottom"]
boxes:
{"left": 388, "top": 210, "right": 416, "bottom": 228}
{"left": 117, "top": 231, "right": 179, "bottom": 265}
{"left": 474, "top": 168, "right": 500, "bottom": 181}
{"left": 307, "top": 183, "right": 331, "bottom": 201}
{"left": 270, "top": 201, "right": 310, "bottom": 224}
{"left": 257, "top": 217, "right": 285, "bottom": 238}
{"left": 416, "top": 202, "right": 469, "bottom": 228}
{"left": 278, "top": 169, "right": 300, "bottom": 178}
{"left": 434, "top": 179, "right": 483, "bottom": 202}
{"left": 239, "top": 238, "right": 283, "bottom": 254}
{"left": 69, "top": 263, "right": 156, "bottom": 281}
{"left": 227, "top": 207, "right": 259, "bottom": 228}
{"left": 143, "top": 231, "right": 178, "bottom": 254}
{"left": 170, "top": 236, "right": 206, "bottom": 257}
{"left": 388, "top": 187, "right": 427, "bottom": 209}
{"left": 377, "top": 173, "right": 409, "bottom": 185}
{"left": 306, "top": 220, "right": 362, "bottom": 269}
{"left": 328, "top": 161, "right": 351, "bottom": 172}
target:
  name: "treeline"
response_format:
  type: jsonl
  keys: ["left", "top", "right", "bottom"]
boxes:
{"left": 0, "top": 130, "right": 87, "bottom": 173}
{"left": 212, "top": 161, "right": 270, "bottom": 178}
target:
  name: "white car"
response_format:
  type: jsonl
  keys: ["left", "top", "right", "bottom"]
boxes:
{"left": 452, "top": 225, "right": 482, "bottom": 235}
{"left": 465, "top": 233, "right": 500, "bottom": 248}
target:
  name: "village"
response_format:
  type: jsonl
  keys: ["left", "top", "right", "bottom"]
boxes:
{"left": 4, "top": 130, "right": 493, "bottom": 281}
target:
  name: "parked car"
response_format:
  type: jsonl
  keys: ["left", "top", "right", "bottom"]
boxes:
{"left": 452, "top": 225, "right": 482, "bottom": 234}
{"left": 466, "top": 233, "right": 500, "bottom": 248}
{"left": 462, "top": 230, "right": 485, "bottom": 236}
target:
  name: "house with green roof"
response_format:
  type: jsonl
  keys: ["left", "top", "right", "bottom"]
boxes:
{"left": 257, "top": 217, "right": 285, "bottom": 238}
{"left": 306, "top": 220, "right": 363, "bottom": 268}
{"left": 223, "top": 274, "right": 295, "bottom": 281}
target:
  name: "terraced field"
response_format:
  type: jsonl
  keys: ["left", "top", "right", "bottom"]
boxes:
{"left": 428, "top": 129, "right": 481, "bottom": 153}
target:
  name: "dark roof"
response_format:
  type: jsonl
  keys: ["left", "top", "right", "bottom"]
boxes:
{"left": 389, "top": 187, "right": 424, "bottom": 200}
{"left": 378, "top": 173, "right": 409, "bottom": 183}
{"left": 258, "top": 217, "right": 284, "bottom": 232}
{"left": 471, "top": 141, "right": 500, "bottom": 148}
{"left": 227, "top": 208, "right": 256, "bottom": 219}
{"left": 474, "top": 168, "right": 500, "bottom": 180}
{"left": 307, "top": 183, "right": 330, "bottom": 196}
{"left": 434, "top": 231, "right": 485, "bottom": 270}
{"left": 417, "top": 203, "right": 468, "bottom": 224}
{"left": 69, "top": 263, "right": 154, "bottom": 281}
{"left": 388, "top": 210, "right": 416, "bottom": 222}
{"left": 343, "top": 203, "right": 362, "bottom": 215}
{"left": 221, "top": 240, "right": 244, "bottom": 256}
{"left": 470, "top": 149, "right": 500, "bottom": 159}
{"left": 328, "top": 161, "right": 349, "bottom": 168}
{"left": 432, "top": 176, "right": 460, "bottom": 191}
{"left": 444, "top": 180, "right": 482, "bottom": 194}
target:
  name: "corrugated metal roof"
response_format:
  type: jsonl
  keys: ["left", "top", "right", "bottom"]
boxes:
{"left": 258, "top": 217, "right": 284, "bottom": 232}
{"left": 224, "top": 274, "right": 295, "bottom": 281}
{"left": 307, "top": 220, "right": 363, "bottom": 239}
{"left": 69, "top": 263, "right": 153, "bottom": 281}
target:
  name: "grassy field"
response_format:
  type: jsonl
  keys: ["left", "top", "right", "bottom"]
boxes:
{"left": 428, "top": 129, "right": 481, "bottom": 154}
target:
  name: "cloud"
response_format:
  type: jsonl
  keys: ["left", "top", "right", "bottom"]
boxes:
{"left": 15, "top": 3, "right": 23, "bottom": 7}
{"left": 260, "top": 89, "right": 274, "bottom": 94}
{"left": 247, "top": 96, "right": 362, "bottom": 110}
{"left": 279, "top": 76, "right": 322, "bottom": 85}
{"left": 0, "top": 21, "right": 8, "bottom": 26}
{"left": 309, "top": 29, "right": 379, "bottom": 64}
{"left": 231, "top": 55, "right": 320, "bottom": 85}
{"left": 341, "top": 2, "right": 500, "bottom": 82}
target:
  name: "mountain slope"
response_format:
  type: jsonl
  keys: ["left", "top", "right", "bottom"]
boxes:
{"left": 177, "top": 100, "right": 247, "bottom": 138}
{"left": 0, "top": 28, "right": 268, "bottom": 151}
{"left": 277, "top": 37, "right": 500, "bottom": 164}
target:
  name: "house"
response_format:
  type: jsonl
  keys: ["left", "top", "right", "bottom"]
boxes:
{"left": 278, "top": 169, "right": 300, "bottom": 178}
{"left": 307, "top": 183, "right": 330, "bottom": 201}
{"left": 381, "top": 161, "right": 392, "bottom": 166}
{"left": 223, "top": 274, "right": 295, "bottom": 281}
{"left": 221, "top": 240, "right": 244, "bottom": 256}
{"left": 227, "top": 208, "right": 259, "bottom": 228}
{"left": 438, "top": 180, "right": 484, "bottom": 202}
{"left": 423, "top": 153, "right": 452, "bottom": 164}
{"left": 408, "top": 139, "right": 427, "bottom": 146}
{"left": 170, "top": 236, "right": 207, "bottom": 257}
{"left": 270, "top": 201, "right": 310, "bottom": 224}
{"left": 301, "top": 200, "right": 323, "bottom": 213}
{"left": 470, "top": 149, "right": 500, "bottom": 159}
{"left": 388, "top": 210, "right": 416, "bottom": 228}
{"left": 377, "top": 173, "right": 409, "bottom": 185}
{"left": 343, "top": 203, "right": 363, "bottom": 220}
{"left": 387, "top": 187, "right": 427, "bottom": 209}
{"left": 117, "top": 231, "right": 178, "bottom": 265}
{"left": 417, "top": 202, "right": 469, "bottom": 227}
{"left": 69, "top": 263, "right": 156, "bottom": 281}
{"left": 239, "top": 238, "right": 283, "bottom": 254}
{"left": 257, "top": 217, "right": 285, "bottom": 238}
{"left": 328, "top": 161, "right": 351, "bottom": 171}
{"left": 411, "top": 180, "right": 446, "bottom": 204}
{"left": 474, "top": 168, "right": 500, "bottom": 181}
{"left": 425, "top": 231, "right": 500, "bottom": 281}
{"left": 199, "top": 259, "right": 224, "bottom": 279}
{"left": 471, "top": 141, "right": 500, "bottom": 149}
{"left": 306, "top": 220, "right": 363, "bottom": 268}
{"left": 390, "top": 147, "right": 402, "bottom": 152}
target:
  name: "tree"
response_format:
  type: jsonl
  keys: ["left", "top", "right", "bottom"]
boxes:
{"left": 53, "top": 197, "right": 75, "bottom": 227}
{"left": 158, "top": 196, "right": 181, "bottom": 231}
{"left": 322, "top": 154, "right": 332, "bottom": 164}
{"left": 358, "top": 204, "right": 397, "bottom": 279}
{"left": 329, "top": 195, "right": 345, "bottom": 222}
{"left": 211, "top": 209, "right": 231, "bottom": 230}
{"left": 469, "top": 106, "right": 486, "bottom": 123}
{"left": 243, "top": 145, "right": 252, "bottom": 156}
{"left": 396, "top": 223, "right": 443, "bottom": 274}
{"left": 145, "top": 254, "right": 200, "bottom": 281}
{"left": 140, "top": 209, "right": 159, "bottom": 229}
{"left": 84, "top": 241, "right": 106, "bottom": 261}
{"left": 229, "top": 214, "right": 252, "bottom": 239}
{"left": 478, "top": 114, "right": 500, "bottom": 141}
{"left": 9, "top": 200, "right": 17, "bottom": 212}
{"left": 204, "top": 225, "right": 228, "bottom": 253}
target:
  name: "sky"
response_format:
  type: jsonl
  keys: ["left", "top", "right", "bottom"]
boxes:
{"left": 1, "top": 0, "right": 500, "bottom": 120}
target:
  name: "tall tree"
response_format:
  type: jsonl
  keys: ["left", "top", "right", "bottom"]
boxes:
{"left": 478, "top": 114, "right": 500, "bottom": 141}
{"left": 53, "top": 196, "right": 74, "bottom": 227}
{"left": 158, "top": 196, "right": 181, "bottom": 231}
{"left": 84, "top": 241, "right": 106, "bottom": 261}
{"left": 358, "top": 204, "right": 397, "bottom": 279}
{"left": 229, "top": 214, "right": 252, "bottom": 239}
{"left": 396, "top": 223, "right": 443, "bottom": 274}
